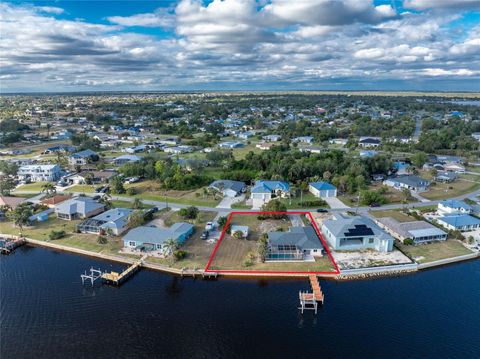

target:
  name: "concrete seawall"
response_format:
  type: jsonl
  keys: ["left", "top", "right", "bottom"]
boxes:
{"left": 418, "top": 252, "right": 479, "bottom": 269}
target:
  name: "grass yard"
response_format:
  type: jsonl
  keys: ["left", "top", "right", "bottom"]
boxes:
{"left": 125, "top": 181, "right": 221, "bottom": 207}
{"left": 422, "top": 177, "right": 480, "bottom": 200}
{"left": 231, "top": 143, "right": 262, "bottom": 160}
{"left": 111, "top": 200, "right": 153, "bottom": 209}
{"left": 0, "top": 215, "right": 127, "bottom": 256}
{"left": 370, "top": 209, "right": 415, "bottom": 222}
{"left": 14, "top": 182, "right": 49, "bottom": 192}
{"left": 396, "top": 240, "right": 473, "bottom": 263}
{"left": 64, "top": 185, "right": 96, "bottom": 193}
{"left": 277, "top": 191, "right": 329, "bottom": 209}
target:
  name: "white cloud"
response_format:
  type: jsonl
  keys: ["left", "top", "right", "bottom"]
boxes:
{"left": 403, "top": 0, "right": 480, "bottom": 11}
{"left": 107, "top": 8, "right": 174, "bottom": 28}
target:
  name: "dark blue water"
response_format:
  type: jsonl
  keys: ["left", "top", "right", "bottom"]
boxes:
{"left": 1, "top": 246, "right": 479, "bottom": 359}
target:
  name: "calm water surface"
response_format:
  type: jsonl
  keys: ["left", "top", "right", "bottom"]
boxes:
{"left": 1, "top": 246, "right": 479, "bottom": 359}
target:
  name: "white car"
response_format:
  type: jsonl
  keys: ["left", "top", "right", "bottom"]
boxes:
{"left": 205, "top": 222, "right": 215, "bottom": 231}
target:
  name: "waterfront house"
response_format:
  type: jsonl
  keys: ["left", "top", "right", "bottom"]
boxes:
{"left": 266, "top": 226, "right": 324, "bottom": 261}
{"left": 321, "top": 213, "right": 394, "bottom": 253}
{"left": 113, "top": 154, "right": 141, "bottom": 166}
{"left": 436, "top": 215, "right": 480, "bottom": 232}
{"left": 55, "top": 196, "right": 105, "bottom": 220}
{"left": 18, "top": 164, "right": 62, "bottom": 182}
{"left": 123, "top": 223, "right": 194, "bottom": 253}
{"left": 209, "top": 180, "right": 246, "bottom": 198}
{"left": 309, "top": 182, "right": 337, "bottom": 198}
{"left": 250, "top": 180, "right": 290, "bottom": 208}
{"left": 383, "top": 175, "right": 430, "bottom": 193}
{"left": 438, "top": 200, "right": 472, "bottom": 215}
{"left": 77, "top": 208, "right": 132, "bottom": 236}
{"left": 68, "top": 149, "right": 98, "bottom": 166}
{"left": 376, "top": 217, "right": 447, "bottom": 244}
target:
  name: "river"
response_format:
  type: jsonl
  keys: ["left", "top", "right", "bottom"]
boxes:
{"left": 1, "top": 246, "right": 479, "bottom": 358}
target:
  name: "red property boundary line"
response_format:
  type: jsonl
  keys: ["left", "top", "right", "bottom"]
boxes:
{"left": 204, "top": 211, "right": 340, "bottom": 275}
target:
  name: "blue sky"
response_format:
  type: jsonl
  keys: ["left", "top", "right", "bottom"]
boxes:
{"left": 1, "top": 0, "right": 479, "bottom": 92}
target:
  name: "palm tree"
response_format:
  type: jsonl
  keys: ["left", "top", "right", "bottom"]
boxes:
{"left": 99, "top": 193, "right": 112, "bottom": 209}
{"left": 41, "top": 183, "right": 56, "bottom": 196}
{"left": 132, "top": 198, "right": 143, "bottom": 209}
{"left": 163, "top": 238, "right": 178, "bottom": 256}
{"left": 7, "top": 203, "right": 32, "bottom": 235}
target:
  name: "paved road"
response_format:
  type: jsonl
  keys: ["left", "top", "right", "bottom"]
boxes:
{"left": 413, "top": 116, "right": 423, "bottom": 141}
{"left": 288, "top": 214, "right": 304, "bottom": 227}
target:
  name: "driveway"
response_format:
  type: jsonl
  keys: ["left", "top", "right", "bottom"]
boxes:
{"left": 324, "top": 197, "right": 350, "bottom": 209}
{"left": 216, "top": 194, "right": 245, "bottom": 209}
{"left": 288, "top": 214, "right": 304, "bottom": 227}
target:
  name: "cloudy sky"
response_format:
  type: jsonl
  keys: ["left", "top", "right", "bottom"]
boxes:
{"left": 1, "top": 0, "right": 479, "bottom": 92}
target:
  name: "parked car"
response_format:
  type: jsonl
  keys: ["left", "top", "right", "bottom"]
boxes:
{"left": 201, "top": 230, "right": 209, "bottom": 240}
{"left": 92, "top": 195, "right": 101, "bottom": 200}
{"left": 369, "top": 203, "right": 380, "bottom": 208}
{"left": 317, "top": 208, "right": 328, "bottom": 213}
{"left": 205, "top": 222, "right": 214, "bottom": 231}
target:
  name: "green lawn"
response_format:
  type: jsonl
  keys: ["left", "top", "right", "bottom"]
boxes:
{"left": 231, "top": 144, "right": 262, "bottom": 160}
{"left": 64, "top": 185, "right": 96, "bottom": 193}
{"left": 370, "top": 210, "right": 415, "bottom": 222}
{"left": 422, "top": 177, "right": 480, "bottom": 200}
{"left": 14, "top": 182, "right": 49, "bottom": 192}
{"left": 111, "top": 200, "right": 153, "bottom": 209}
{"left": 396, "top": 240, "right": 473, "bottom": 263}
{"left": 277, "top": 192, "right": 329, "bottom": 209}
{"left": 0, "top": 215, "right": 139, "bottom": 257}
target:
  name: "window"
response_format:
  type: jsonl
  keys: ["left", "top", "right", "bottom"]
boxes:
{"left": 369, "top": 238, "right": 374, "bottom": 244}
{"left": 129, "top": 241, "right": 136, "bottom": 247}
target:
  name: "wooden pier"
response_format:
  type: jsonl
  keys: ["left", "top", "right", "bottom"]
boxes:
{"left": 0, "top": 237, "right": 26, "bottom": 254}
{"left": 299, "top": 275, "right": 324, "bottom": 314}
{"left": 101, "top": 255, "right": 147, "bottom": 285}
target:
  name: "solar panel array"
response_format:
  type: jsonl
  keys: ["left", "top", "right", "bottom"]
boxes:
{"left": 344, "top": 224, "right": 374, "bottom": 237}
{"left": 277, "top": 245, "right": 298, "bottom": 251}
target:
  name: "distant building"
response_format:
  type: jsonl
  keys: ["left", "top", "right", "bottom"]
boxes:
{"left": 358, "top": 137, "right": 381, "bottom": 148}
{"left": 383, "top": 175, "right": 430, "bottom": 193}
{"left": 18, "top": 164, "right": 62, "bottom": 182}
{"left": 309, "top": 182, "right": 337, "bottom": 198}
{"left": 209, "top": 180, "right": 246, "bottom": 197}
{"left": 262, "top": 134, "right": 282, "bottom": 142}
{"left": 267, "top": 226, "right": 324, "bottom": 261}
{"left": 163, "top": 145, "right": 193, "bottom": 154}
{"left": 359, "top": 150, "right": 377, "bottom": 158}
{"left": 230, "top": 225, "right": 249, "bottom": 238}
{"left": 217, "top": 141, "right": 244, "bottom": 149}
{"left": 113, "top": 155, "right": 141, "bottom": 166}
{"left": 321, "top": 214, "right": 394, "bottom": 252}
{"left": 292, "top": 136, "right": 314, "bottom": 144}
{"left": 376, "top": 217, "right": 447, "bottom": 244}
{"left": 250, "top": 180, "right": 290, "bottom": 208}
{"left": 68, "top": 149, "right": 98, "bottom": 166}
{"left": 299, "top": 146, "right": 323, "bottom": 154}
{"left": 434, "top": 171, "right": 457, "bottom": 183}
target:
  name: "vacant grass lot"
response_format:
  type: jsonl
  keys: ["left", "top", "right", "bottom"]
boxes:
{"left": 64, "top": 185, "right": 96, "bottom": 193}
{"left": 396, "top": 240, "right": 473, "bottom": 263}
{"left": 370, "top": 210, "right": 414, "bottom": 222}
{"left": 422, "top": 177, "right": 480, "bottom": 200}
{"left": 208, "top": 214, "right": 336, "bottom": 272}
{"left": 14, "top": 182, "right": 49, "bottom": 192}
{"left": 126, "top": 181, "right": 221, "bottom": 207}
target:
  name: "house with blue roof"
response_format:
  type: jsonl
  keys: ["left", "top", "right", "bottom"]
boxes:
{"left": 250, "top": 180, "right": 290, "bottom": 208}
{"left": 438, "top": 200, "right": 471, "bottom": 215}
{"left": 68, "top": 149, "right": 99, "bottom": 166}
{"left": 266, "top": 226, "right": 324, "bottom": 261}
{"left": 123, "top": 223, "right": 194, "bottom": 253}
{"left": 77, "top": 208, "right": 133, "bottom": 236}
{"left": 436, "top": 215, "right": 480, "bottom": 232}
{"left": 309, "top": 182, "right": 337, "bottom": 198}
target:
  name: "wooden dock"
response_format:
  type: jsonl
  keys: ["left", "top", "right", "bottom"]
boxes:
{"left": 0, "top": 237, "right": 26, "bottom": 254}
{"left": 299, "top": 275, "right": 324, "bottom": 314}
{"left": 101, "top": 255, "right": 147, "bottom": 285}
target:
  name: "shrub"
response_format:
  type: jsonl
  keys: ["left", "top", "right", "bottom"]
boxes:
{"left": 173, "top": 250, "right": 187, "bottom": 260}
{"left": 126, "top": 188, "right": 137, "bottom": 196}
{"left": 49, "top": 230, "right": 66, "bottom": 240}
{"left": 179, "top": 206, "right": 199, "bottom": 220}
{"left": 97, "top": 236, "right": 108, "bottom": 244}
{"left": 403, "top": 238, "right": 414, "bottom": 245}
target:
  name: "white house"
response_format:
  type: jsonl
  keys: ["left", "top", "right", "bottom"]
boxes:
{"left": 209, "top": 180, "right": 246, "bottom": 197}
{"left": 292, "top": 136, "right": 314, "bottom": 144}
{"left": 438, "top": 200, "right": 472, "bottom": 215}
{"left": 436, "top": 215, "right": 480, "bottom": 232}
{"left": 309, "top": 182, "right": 337, "bottom": 198}
{"left": 383, "top": 175, "right": 430, "bottom": 193}
{"left": 321, "top": 213, "right": 394, "bottom": 253}
{"left": 18, "top": 164, "right": 62, "bottom": 182}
